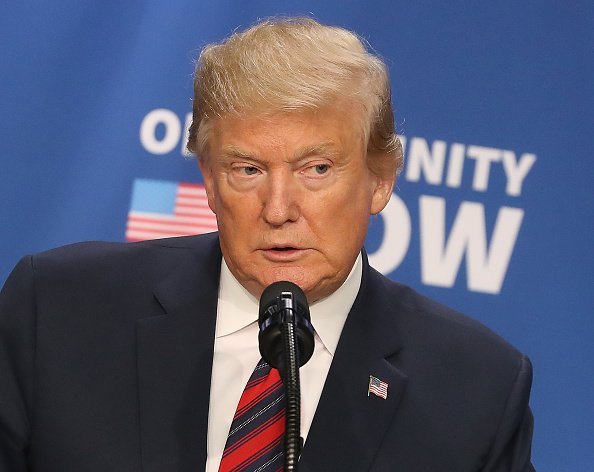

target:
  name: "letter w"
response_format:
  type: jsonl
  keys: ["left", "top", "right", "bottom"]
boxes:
{"left": 419, "top": 196, "right": 524, "bottom": 294}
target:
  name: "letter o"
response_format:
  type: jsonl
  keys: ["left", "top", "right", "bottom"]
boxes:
{"left": 140, "top": 108, "right": 181, "bottom": 155}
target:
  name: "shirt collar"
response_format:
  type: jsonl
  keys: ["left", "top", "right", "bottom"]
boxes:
{"left": 216, "top": 254, "right": 363, "bottom": 356}
{"left": 216, "top": 260, "right": 259, "bottom": 337}
{"left": 309, "top": 254, "right": 362, "bottom": 355}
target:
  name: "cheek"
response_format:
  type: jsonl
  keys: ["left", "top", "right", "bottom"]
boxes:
{"left": 215, "top": 185, "right": 257, "bottom": 216}
{"left": 308, "top": 203, "right": 370, "bottom": 254}
{"left": 215, "top": 193, "right": 261, "bottom": 244}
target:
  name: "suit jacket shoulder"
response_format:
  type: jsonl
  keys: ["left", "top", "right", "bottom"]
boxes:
{"left": 0, "top": 233, "right": 222, "bottom": 472}
{"left": 300, "top": 261, "right": 535, "bottom": 472}
{"left": 372, "top": 266, "right": 526, "bottom": 369}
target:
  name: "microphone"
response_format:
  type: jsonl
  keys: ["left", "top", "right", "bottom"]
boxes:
{"left": 258, "top": 281, "right": 315, "bottom": 371}
{"left": 258, "top": 281, "right": 315, "bottom": 471}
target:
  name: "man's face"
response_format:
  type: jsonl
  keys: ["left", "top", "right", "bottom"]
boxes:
{"left": 199, "top": 103, "right": 394, "bottom": 302}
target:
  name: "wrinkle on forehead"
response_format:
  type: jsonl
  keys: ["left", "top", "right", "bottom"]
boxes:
{"left": 220, "top": 142, "right": 345, "bottom": 165}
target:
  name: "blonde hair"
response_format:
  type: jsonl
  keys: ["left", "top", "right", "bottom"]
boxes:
{"left": 187, "top": 17, "right": 403, "bottom": 177}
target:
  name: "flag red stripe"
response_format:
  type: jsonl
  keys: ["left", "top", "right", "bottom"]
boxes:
{"left": 126, "top": 227, "right": 213, "bottom": 236}
{"left": 128, "top": 216, "right": 215, "bottom": 227}
{"left": 178, "top": 183, "right": 204, "bottom": 190}
{"left": 176, "top": 199, "right": 208, "bottom": 205}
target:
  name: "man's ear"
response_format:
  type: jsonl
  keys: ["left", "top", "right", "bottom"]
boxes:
{"left": 198, "top": 156, "right": 217, "bottom": 215}
{"left": 369, "top": 152, "right": 397, "bottom": 215}
{"left": 370, "top": 175, "right": 395, "bottom": 215}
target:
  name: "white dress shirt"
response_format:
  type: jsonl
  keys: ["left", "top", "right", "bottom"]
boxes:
{"left": 205, "top": 254, "right": 362, "bottom": 471}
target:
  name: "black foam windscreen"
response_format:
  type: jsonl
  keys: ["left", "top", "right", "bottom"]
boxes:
{"left": 258, "top": 280, "right": 315, "bottom": 369}
{"left": 259, "top": 281, "right": 310, "bottom": 324}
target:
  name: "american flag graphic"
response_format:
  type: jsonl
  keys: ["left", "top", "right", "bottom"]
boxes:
{"left": 368, "top": 375, "right": 388, "bottom": 399}
{"left": 125, "top": 178, "right": 217, "bottom": 242}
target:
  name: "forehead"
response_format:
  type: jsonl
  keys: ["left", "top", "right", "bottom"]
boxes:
{"left": 209, "top": 104, "right": 366, "bottom": 159}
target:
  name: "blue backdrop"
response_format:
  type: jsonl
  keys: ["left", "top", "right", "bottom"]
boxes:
{"left": 1, "top": 2, "right": 593, "bottom": 470}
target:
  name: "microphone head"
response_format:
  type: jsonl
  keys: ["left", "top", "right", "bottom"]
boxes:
{"left": 259, "top": 281, "right": 310, "bottom": 324}
{"left": 258, "top": 281, "right": 315, "bottom": 369}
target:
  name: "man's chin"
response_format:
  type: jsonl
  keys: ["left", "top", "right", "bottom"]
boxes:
{"left": 257, "top": 270, "right": 342, "bottom": 304}
{"left": 259, "top": 267, "right": 309, "bottom": 291}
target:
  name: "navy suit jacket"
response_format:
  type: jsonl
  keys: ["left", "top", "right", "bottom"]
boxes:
{"left": 0, "top": 232, "right": 535, "bottom": 471}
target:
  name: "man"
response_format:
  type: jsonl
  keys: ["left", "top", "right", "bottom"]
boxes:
{"left": 0, "top": 17, "right": 534, "bottom": 471}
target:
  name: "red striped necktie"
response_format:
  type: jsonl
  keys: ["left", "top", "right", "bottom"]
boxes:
{"left": 219, "top": 359, "right": 286, "bottom": 472}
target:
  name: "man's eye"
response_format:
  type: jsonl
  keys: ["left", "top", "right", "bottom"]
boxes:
{"left": 242, "top": 166, "right": 259, "bottom": 175}
{"left": 313, "top": 164, "right": 329, "bottom": 175}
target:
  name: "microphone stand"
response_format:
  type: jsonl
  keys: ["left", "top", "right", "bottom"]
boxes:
{"left": 259, "top": 282, "right": 314, "bottom": 472}
{"left": 279, "top": 298, "right": 302, "bottom": 471}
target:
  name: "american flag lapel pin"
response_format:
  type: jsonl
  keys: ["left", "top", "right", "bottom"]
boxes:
{"left": 368, "top": 375, "right": 388, "bottom": 399}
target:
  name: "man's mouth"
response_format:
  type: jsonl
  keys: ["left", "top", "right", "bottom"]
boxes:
{"left": 261, "top": 246, "right": 307, "bottom": 260}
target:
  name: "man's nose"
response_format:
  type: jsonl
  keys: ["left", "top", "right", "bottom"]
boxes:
{"left": 261, "top": 170, "right": 301, "bottom": 226}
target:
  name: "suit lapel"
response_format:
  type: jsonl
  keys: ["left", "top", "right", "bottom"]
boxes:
{"left": 136, "top": 237, "right": 221, "bottom": 472}
{"left": 299, "top": 256, "right": 408, "bottom": 472}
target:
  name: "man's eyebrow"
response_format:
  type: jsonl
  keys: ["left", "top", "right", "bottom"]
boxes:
{"left": 294, "top": 142, "right": 338, "bottom": 159}
{"left": 221, "top": 146, "right": 255, "bottom": 159}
